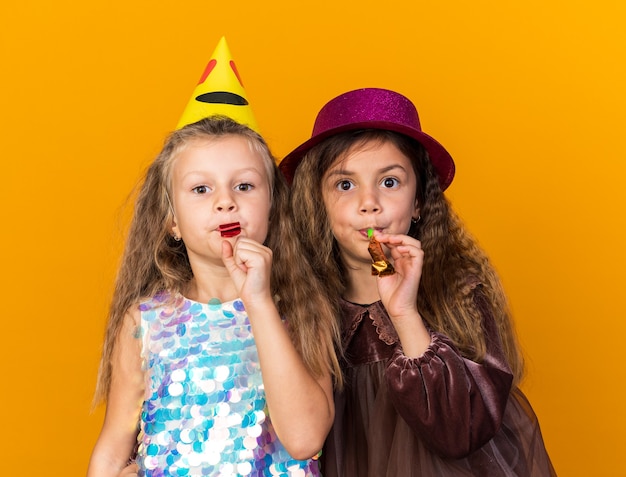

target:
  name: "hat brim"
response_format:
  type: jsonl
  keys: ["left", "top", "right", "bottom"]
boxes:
{"left": 280, "top": 120, "right": 455, "bottom": 191}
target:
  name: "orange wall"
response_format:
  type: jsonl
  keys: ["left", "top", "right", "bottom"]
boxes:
{"left": 2, "top": 0, "right": 624, "bottom": 475}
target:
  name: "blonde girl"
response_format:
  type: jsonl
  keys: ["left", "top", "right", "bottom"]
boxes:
{"left": 88, "top": 116, "right": 341, "bottom": 477}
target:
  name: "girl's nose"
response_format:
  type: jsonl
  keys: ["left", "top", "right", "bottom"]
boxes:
{"left": 217, "top": 203, "right": 236, "bottom": 212}
{"left": 359, "top": 188, "right": 381, "bottom": 214}
{"left": 215, "top": 192, "right": 236, "bottom": 212}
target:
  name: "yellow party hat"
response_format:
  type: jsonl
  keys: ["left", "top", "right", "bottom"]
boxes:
{"left": 176, "top": 37, "right": 260, "bottom": 132}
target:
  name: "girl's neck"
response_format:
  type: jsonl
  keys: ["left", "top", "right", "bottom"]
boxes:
{"left": 183, "top": 273, "right": 238, "bottom": 304}
{"left": 343, "top": 266, "right": 381, "bottom": 305}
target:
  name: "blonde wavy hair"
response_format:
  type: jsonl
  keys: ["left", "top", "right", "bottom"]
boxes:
{"left": 289, "top": 130, "right": 524, "bottom": 385}
{"left": 94, "top": 116, "right": 342, "bottom": 405}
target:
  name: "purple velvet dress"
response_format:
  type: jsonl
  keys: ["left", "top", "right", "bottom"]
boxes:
{"left": 321, "top": 290, "right": 556, "bottom": 477}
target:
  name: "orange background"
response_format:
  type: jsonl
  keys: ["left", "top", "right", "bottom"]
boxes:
{"left": 1, "top": 0, "right": 624, "bottom": 475}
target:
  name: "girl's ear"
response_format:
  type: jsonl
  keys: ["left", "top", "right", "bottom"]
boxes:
{"left": 170, "top": 215, "right": 181, "bottom": 241}
{"left": 413, "top": 199, "right": 420, "bottom": 220}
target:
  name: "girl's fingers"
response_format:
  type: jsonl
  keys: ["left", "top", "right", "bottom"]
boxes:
{"left": 374, "top": 231, "right": 421, "bottom": 248}
{"left": 232, "top": 239, "right": 272, "bottom": 268}
{"left": 374, "top": 232, "right": 422, "bottom": 261}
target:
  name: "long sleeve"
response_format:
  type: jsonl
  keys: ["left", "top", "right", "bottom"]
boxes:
{"left": 384, "top": 290, "right": 513, "bottom": 459}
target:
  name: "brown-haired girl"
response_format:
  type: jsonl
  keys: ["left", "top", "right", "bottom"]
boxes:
{"left": 88, "top": 116, "right": 341, "bottom": 477}
{"left": 280, "top": 88, "right": 555, "bottom": 477}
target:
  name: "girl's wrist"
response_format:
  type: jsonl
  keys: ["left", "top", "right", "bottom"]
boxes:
{"left": 388, "top": 308, "right": 421, "bottom": 327}
{"left": 242, "top": 294, "right": 278, "bottom": 317}
{"left": 389, "top": 311, "right": 431, "bottom": 357}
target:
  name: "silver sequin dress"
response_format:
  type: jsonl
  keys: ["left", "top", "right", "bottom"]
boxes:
{"left": 136, "top": 291, "right": 320, "bottom": 477}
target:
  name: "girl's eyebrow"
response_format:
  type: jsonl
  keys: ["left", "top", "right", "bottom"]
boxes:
{"left": 379, "top": 164, "right": 408, "bottom": 174}
{"left": 325, "top": 168, "right": 354, "bottom": 178}
{"left": 181, "top": 167, "right": 265, "bottom": 180}
{"left": 326, "top": 163, "right": 408, "bottom": 177}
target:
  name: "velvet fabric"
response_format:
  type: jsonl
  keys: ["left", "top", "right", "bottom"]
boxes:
{"left": 320, "top": 292, "right": 556, "bottom": 477}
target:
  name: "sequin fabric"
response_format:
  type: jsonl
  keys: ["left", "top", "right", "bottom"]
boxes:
{"left": 137, "top": 292, "right": 320, "bottom": 477}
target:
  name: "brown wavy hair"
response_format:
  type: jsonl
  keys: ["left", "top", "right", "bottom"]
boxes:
{"left": 289, "top": 130, "right": 524, "bottom": 385}
{"left": 94, "top": 116, "right": 342, "bottom": 405}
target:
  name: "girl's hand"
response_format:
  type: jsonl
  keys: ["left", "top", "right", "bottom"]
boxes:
{"left": 374, "top": 231, "right": 431, "bottom": 357}
{"left": 374, "top": 231, "right": 423, "bottom": 323}
{"left": 221, "top": 237, "right": 273, "bottom": 306}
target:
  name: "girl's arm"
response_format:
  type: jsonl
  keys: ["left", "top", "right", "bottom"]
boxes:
{"left": 375, "top": 232, "right": 512, "bottom": 458}
{"left": 247, "top": 297, "right": 334, "bottom": 460}
{"left": 385, "top": 288, "right": 513, "bottom": 459}
{"left": 373, "top": 232, "right": 431, "bottom": 357}
{"left": 87, "top": 308, "right": 144, "bottom": 477}
{"left": 222, "top": 238, "right": 334, "bottom": 460}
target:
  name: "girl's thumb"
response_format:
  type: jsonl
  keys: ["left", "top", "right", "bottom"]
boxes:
{"left": 221, "top": 240, "right": 237, "bottom": 270}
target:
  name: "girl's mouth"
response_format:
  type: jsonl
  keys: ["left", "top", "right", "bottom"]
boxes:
{"left": 361, "top": 227, "right": 382, "bottom": 237}
{"left": 218, "top": 222, "right": 241, "bottom": 238}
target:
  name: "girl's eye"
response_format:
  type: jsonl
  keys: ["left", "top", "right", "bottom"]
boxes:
{"left": 336, "top": 180, "right": 354, "bottom": 191}
{"left": 192, "top": 185, "right": 210, "bottom": 194}
{"left": 382, "top": 177, "right": 399, "bottom": 188}
{"left": 236, "top": 183, "right": 253, "bottom": 192}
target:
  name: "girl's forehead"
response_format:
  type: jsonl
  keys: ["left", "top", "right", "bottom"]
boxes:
{"left": 329, "top": 139, "right": 412, "bottom": 172}
{"left": 167, "top": 135, "right": 274, "bottom": 191}
{"left": 172, "top": 136, "right": 263, "bottom": 169}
